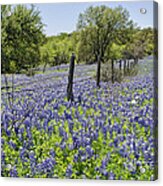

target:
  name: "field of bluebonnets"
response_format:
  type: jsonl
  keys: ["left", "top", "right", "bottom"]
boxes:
{"left": 1, "top": 57, "right": 157, "bottom": 180}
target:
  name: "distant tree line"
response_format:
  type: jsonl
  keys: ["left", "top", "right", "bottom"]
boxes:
{"left": 1, "top": 4, "right": 156, "bottom": 75}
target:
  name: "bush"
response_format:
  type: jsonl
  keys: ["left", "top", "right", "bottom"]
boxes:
{"left": 125, "top": 64, "right": 139, "bottom": 76}
{"left": 101, "top": 62, "right": 123, "bottom": 83}
{"left": 26, "top": 69, "right": 35, "bottom": 76}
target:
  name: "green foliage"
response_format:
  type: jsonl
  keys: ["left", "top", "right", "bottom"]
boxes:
{"left": 40, "top": 32, "right": 77, "bottom": 67}
{"left": 1, "top": 4, "right": 155, "bottom": 73}
{"left": 123, "top": 27, "right": 154, "bottom": 62}
{"left": 2, "top": 82, "right": 155, "bottom": 179}
{"left": 1, "top": 4, "right": 45, "bottom": 73}
{"left": 107, "top": 43, "right": 126, "bottom": 60}
{"left": 77, "top": 5, "right": 134, "bottom": 63}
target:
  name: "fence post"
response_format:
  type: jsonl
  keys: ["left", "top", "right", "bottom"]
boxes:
{"left": 127, "top": 60, "right": 130, "bottom": 72}
{"left": 111, "top": 59, "right": 114, "bottom": 83}
{"left": 119, "top": 59, "right": 122, "bottom": 71}
{"left": 124, "top": 59, "right": 126, "bottom": 75}
{"left": 96, "top": 55, "right": 101, "bottom": 88}
{"left": 67, "top": 53, "right": 75, "bottom": 101}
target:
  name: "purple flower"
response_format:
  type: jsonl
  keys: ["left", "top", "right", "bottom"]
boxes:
{"left": 60, "top": 142, "right": 66, "bottom": 150}
{"left": 85, "top": 145, "right": 94, "bottom": 158}
{"left": 19, "top": 147, "right": 27, "bottom": 163}
{"left": 109, "top": 171, "right": 115, "bottom": 180}
{"left": 73, "top": 153, "right": 79, "bottom": 163}
{"left": 6, "top": 129, "right": 11, "bottom": 137}
{"left": 102, "top": 169, "right": 109, "bottom": 177}
{"left": 8, "top": 140, "right": 17, "bottom": 150}
{"left": 24, "top": 118, "right": 31, "bottom": 128}
{"left": 66, "top": 164, "right": 73, "bottom": 178}
{"left": 50, "top": 149, "right": 55, "bottom": 158}
{"left": 10, "top": 166, "right": 18, "bottom": 177}
{"left": 36, "top": 158, "right": 56, "bottom": 175}
{"left": 64, "top": 111, "right": 72, "bottom": 120}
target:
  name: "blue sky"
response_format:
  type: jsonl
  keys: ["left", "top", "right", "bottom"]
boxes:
{"left": 32, "top": 1, "right": 154, "bottom": 36}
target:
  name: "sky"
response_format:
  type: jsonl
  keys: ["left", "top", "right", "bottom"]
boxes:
{"left": 30, "top": 1, "right": 154, "bottom": 36}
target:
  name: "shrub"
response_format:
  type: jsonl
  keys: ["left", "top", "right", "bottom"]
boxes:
{"left": 101, "top": 62, "right": 123, "bottom": 83}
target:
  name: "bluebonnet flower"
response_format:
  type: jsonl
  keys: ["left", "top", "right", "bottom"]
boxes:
{"left": 36, "top": 158, "right": 56, "bottom": 175}
{"left": 19, "top": 147, "right": 27, "bottom": 163}
{"left": 1, "top": 151, "right": 5, "bottom": 165}
{"left": 10, "top": 166, "right": 18, "bottom": 177}
{"left": 1, "top": 138, "right": 5, "bottom": 146}
{"left": 96, "top": 175, "right": 100, "bottom": 179}
{"left": 84, "top": 137, "right": 91, "bottom": 146}
{"left": 19, "top": 127, "right": 24, "bottom": 135}
{"left": 85, "top": 145, "right": 94, "bottom": 158}
{"left": 8, "top": 140, "right": 17, "bottom": 150}
{"left": 59, "top": 126, "right": 64, "bottom": 137}
{"left": 77, "top": 94, "right": 82, "bottom": 103}
{"left": 14, "top": 126, "right": 19, "bottom": 135}
{"left": 50, "top": 149, "right": 55, "bottom": 158}
{"left": 29, "top": 151, "right": 36, "bottom": 173}
{"left": 73, "top": 153, "right": 79, "bottom": 163}
{"left": 68, "top": 144, "right": 74, "bottom": 150}
{"left": 81, "top": 154, "right": 87, "bottom": 162}
{"left": 6, "top": 129, "right": 11, "bottom": 137}
{"left": 102, "top": 169, "right": 109, "bottom": 177}
{"left": 136, "top": 160, "right": 142, "bottom": 167}
{"left": 109, "top": 171, "right": 115, "bottom": 180}
{"left": 1, "top": 67, "right": 156, "bottom": 179}
{"left": 43, "top": 119, "right": 48, "bottom": 131}
{"left": 68, "top": 120, "right": 74, "bottom": 134}
{"left": 48, "top": 125, "right": 53, "bottom": 136}
{"left": 26, "top": 127, "right": 32, "bottom": 139}
{"left": 60, "top": 142, "right": 66, "bottom": 150}
{"left": 66, "top": 164, "right": 73, "bottom": 178}
{"left": 102, "top": 126, "right": 107, "bottom": 139}
{"left": 101, "top": 158, "right": 108, "bottom": 169}
{"left": 94, "top": 166, "right": 99, "bottom": 172}
{"left": 24, "top": 117, "right": 31, "bottom": 128}
{"left": 113, "top": 138, "right": 118, "bottom": 147}
{"left": 64, "top": 110, "right": 72, "bottom": 120}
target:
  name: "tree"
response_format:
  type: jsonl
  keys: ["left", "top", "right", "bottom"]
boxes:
{"left": 40, "top": 46, "right": 53, "bottom": 73}
{"left": 108, "top": 43, "right": 125, "bottom": 81}
{"left": 77, "top": 5, "right": 134, "bottom": 86}
{"left": 77, "top": 27, "right": 97, "bottom": 64}
{"left": 40, "top": 33, "right": 75, "bottom": 67}
{"left": 123, "top": 27, "right": 154, "bottom": 64}
{"left": 1, "top": 5, "right": 45, "bottom": 74}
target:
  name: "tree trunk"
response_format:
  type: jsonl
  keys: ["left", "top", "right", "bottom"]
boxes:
{"left": 67, "top": 53, "right": 75, "bottom": 101}
{"left": 96, "top": 55, "right": 101, "bottom": 88}
{"left": 43, "top": 62, "right": 47, "bottom": 73}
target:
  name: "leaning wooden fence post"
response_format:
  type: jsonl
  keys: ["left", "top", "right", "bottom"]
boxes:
{"left": 124, "top": 59, "right": 126, "bottom": 75}
{"left": 119, "top": 59, "right": 122, "bottom": 71}
{"left": 96, "top": 55, "right": 101, "bottom": 88}
{"left": 127, "top": 60, "right": 130, "bottom": 72}
{"left": 111, "top": 59, "right": 114, "bottom": 83}
{"left": 67, "top": 53, "right": 75, "bottom": 101}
